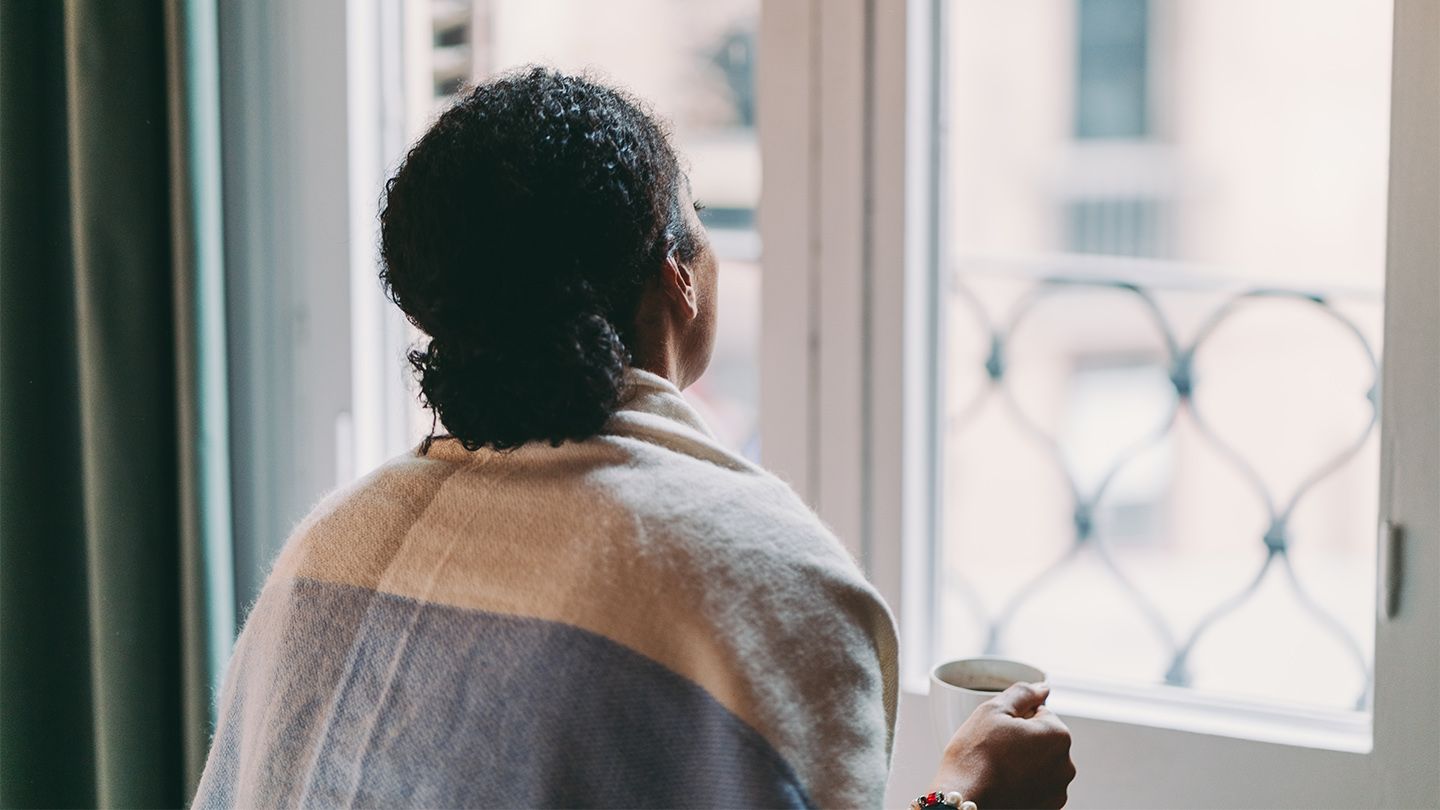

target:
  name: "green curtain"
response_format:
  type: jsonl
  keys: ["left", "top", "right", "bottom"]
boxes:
{"left": 0, "top": 0, "right": 234, "bottom": 806}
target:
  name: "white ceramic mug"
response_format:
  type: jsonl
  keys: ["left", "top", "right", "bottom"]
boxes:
{"left": 930, "top": 657, "right": 1047, "bottom": 751}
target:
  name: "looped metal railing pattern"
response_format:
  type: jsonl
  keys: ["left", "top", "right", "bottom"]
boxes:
{"left": 948, "top": 265, "right": 1379, "bottom": 709}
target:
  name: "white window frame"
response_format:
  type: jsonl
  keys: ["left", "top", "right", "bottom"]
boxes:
{"left": 221, "top": 0, "right": 426, "bottom": 606}
{"left": 221, "top": 0, "right": 362, "bottom": 603}
{"left": 759, "top": 0, "right": 1439, "bottom": 807}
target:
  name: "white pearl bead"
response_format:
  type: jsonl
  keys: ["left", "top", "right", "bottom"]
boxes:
{"left": 960, "top": 801, "right": 978, "bottom": 810}
{"left": 944, "top": 791, "right": 963, "bottom": 806}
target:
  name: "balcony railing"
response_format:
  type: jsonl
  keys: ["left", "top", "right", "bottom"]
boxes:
{"left": 944, "top": 256, "right": 1380, "bottom": 710}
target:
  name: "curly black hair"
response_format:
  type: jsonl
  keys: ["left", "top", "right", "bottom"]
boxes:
{"left": 380, "top": 67, "right": 699, "bottom": 452}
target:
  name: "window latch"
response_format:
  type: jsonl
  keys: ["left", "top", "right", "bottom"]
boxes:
{"left": 1379, "top": 520, "right": 1404, "bottom": 622}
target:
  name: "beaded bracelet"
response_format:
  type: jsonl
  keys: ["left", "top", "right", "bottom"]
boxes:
{"left": 909, "top": 789, "right": 977, "bottom": 810}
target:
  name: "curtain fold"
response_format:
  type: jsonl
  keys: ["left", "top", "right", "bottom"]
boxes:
{"left": 164, "top": 0, "right": 237, "bottom": 791}
{"left": 0, "top": 3, "right": 96, "bottom": 806}
{"left": 0, "top": 0, "right": 233, "bottom": 806}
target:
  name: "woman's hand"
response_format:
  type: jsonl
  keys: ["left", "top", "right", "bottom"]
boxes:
{"left": 929, "top": 682, "right": 1076, "bottom": 809}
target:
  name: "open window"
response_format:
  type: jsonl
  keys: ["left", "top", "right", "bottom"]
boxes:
{"left": 757, "top": 0, "right": 1437, "bottom": 806}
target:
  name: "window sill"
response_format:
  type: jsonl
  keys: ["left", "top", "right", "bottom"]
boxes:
{"left": 904, "top": 675, "right": 1373, "bottom": 754}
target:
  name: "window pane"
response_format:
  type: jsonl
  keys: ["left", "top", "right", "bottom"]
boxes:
{"left": 939, "top": 0, "right": 1392, "bottom": 712}
{"left": 1075, "top": 0, "right": 1149, "bottom": 139}
{"left": 402, "top": 0, "right": 760, "bottom": 457}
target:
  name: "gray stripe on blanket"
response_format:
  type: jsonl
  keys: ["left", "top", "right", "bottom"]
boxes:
{"left": 198, "top": 576, "right": 811, "bottom": 809}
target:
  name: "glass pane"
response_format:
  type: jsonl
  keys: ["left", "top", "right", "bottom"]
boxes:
{"left": 402, "top": 0, "right": 760, "bottom": 457}
{"left": 939, "top": 0, "right": 1392, "bottom": 712}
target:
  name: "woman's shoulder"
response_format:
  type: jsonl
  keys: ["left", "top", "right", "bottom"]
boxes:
{"left": 592, "top": 432, "right": 855, "bottom": 566}
{"left": 585, "top": 435, "right": 899, "bottom": 806}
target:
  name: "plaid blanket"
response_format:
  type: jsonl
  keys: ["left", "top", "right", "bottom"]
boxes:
{"left": 194, "top": 370, "right": 897, "bottom": 808}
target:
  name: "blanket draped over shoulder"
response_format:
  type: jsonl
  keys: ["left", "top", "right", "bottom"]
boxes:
{"left": 194, "top": 369, "right": 898, "bottom": 809}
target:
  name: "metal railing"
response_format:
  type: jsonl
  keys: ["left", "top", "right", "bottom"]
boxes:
{"left": 945, "top": 257, "right": 1380, "bottom": 709}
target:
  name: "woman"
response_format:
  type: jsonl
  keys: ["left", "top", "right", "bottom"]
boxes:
{"left": 194, "top": 68, "right": 1073, "bottom": 809}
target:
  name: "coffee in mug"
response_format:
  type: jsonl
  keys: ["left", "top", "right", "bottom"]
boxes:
{"left": 930, "top": 657, "right": 1047, "bottom": 751}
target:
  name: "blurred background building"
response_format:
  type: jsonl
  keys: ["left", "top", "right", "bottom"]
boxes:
{"left": 938, "top": 0, "right": 1391, "bottom": 711}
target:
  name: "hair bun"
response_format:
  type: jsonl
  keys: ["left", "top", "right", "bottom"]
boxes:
{"left": 412, "top": 305, "right": 628, "bottom": 451}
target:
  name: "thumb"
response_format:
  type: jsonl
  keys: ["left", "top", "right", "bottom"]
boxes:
{"left": 992, "top": 681, "right": 1050, "bottom": 716}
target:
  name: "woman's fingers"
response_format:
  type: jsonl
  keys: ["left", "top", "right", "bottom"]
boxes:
{"left": 991, "top": 681, "right": 1050, "bottom": 717}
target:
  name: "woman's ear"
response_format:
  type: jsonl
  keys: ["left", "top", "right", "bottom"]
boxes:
{"left": 663, "top": 250, "right": 699, "bottom": 320}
